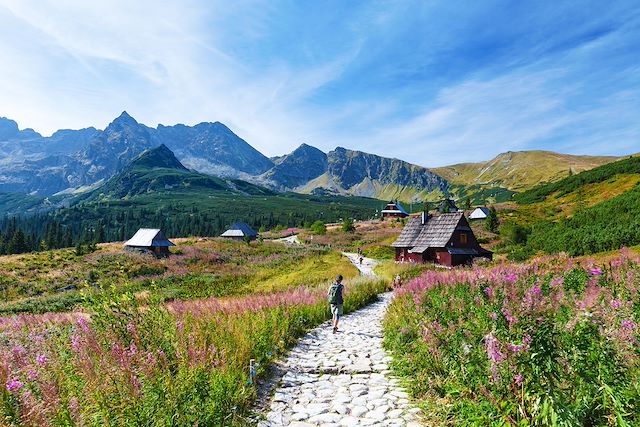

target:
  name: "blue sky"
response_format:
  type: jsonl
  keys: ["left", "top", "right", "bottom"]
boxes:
{"left": 0, "top": 0, "right": 638, "bottom": 166}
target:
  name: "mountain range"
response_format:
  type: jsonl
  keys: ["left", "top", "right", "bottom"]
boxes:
{"left": 0, "top": 112, "right": 626, "bottom": 204}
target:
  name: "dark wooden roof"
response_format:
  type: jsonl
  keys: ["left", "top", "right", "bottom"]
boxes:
{"left": 391, "top": 216, "right": 423, "bottom": 247}
{"left": 409, "top": 212, "right": 464, "bottom": 253}
{"left": 381, "top": 200, "right": 408, "bottom": 215}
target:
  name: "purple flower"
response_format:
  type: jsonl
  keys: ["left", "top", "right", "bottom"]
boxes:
{"left": 126, "top": 322, "right": 136, "bottom": 334}
{"left": 505, "top": 274, "right": 518, "bottom": 284}
{"left": 530, "top": 286, "right": 542, "bottom": 297}
{"left": 485, "top": 332, "right": 506, "bottom": 363}
{"left": 27, "top": 370, "right": 38, "bottom": 381}
{"left": 611, "top": 299, "right": 622, "bottom": 309}
{"left": 489, "top": 312, "right": 498, "bottom": 321}
{"left": 36, "top": 354, "right": 48, "bottom": 366}
{"left": 590, "top": 268, "right": 602, "bottom": 276}
{"left": 485, "top": 287, "right": 494, "bottom": 298}
{"left": 621, "top": 319, "right": 636, "bottom": 330}
{"left": 514, "top": 373, "right": 523, "bottom": 387}
{"left": 70, "top": 334, "right": 81, "bottom": 351}
{"left": 6, "top": 378, "right": 23, "bottom": 392}
{"left": 550, "top": 277, "right": 564, "bottom": 287}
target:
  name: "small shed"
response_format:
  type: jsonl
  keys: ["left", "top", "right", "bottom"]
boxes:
{"left": 381, "top": 200, "right": 409, "bottom": 219}
{"left": 469, "top": 207, "right": 490, "bottom": 220}
{"left": 221, "top": 222, "right": 258, "bottom": 241}
{"left": 124, "top": 228, "right": 175, "bottom": 257}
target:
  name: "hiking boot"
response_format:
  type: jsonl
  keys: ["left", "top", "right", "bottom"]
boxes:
{"left": 332, "top": 326, "right": 337, "bottom": 334}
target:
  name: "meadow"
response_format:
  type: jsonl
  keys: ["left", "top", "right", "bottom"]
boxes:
{"left": 0, "top": 238, "right": 358, "bottom": 315}
{"left": 384, "top": 249, "right": 640, "bottom": 426}
{"left": 0, "top": 274, "right": 387, "bottom": 425}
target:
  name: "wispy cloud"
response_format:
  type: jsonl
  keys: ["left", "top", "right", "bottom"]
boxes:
{"left": 0, "top": 0, "right": 638, "bottom": 165}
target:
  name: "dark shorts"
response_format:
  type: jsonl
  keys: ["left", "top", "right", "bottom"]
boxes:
{"left": 331, "top": 304, "right": 343, "bottom": 317}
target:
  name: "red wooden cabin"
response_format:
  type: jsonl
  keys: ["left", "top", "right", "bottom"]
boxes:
{"left": 392, "top": 212, "right": 492, "bottom": 267}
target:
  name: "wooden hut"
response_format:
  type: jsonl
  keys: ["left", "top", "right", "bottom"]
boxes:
{"left": 381, "top": 200, "right": 409, "bottom": 219}
{"left": 469, "top": 207, "right": 490, "bottom": 220}
{"left": 124, "top": 228, "right": 175, "bottom": 257}
{"left": 221, "top": 222, "right": 258, "bottom": 241}
{"left": 392, "top": 212, "right": 492, "bottom": 266}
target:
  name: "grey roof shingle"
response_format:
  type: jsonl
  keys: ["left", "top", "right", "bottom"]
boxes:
{"left": 409, "top": 212, "right": 464, "bottom": 253}
{"left": 391, "top": 216, "right": 423, "bottom": 247}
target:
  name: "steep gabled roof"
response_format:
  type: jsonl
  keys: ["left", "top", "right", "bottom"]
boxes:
{"left": 124, "top": 228, "right": 175, "bottom": 247}
{"left": 221, "top": 222, "right": 257, "bottom": 238}
{"left": 391, "top": 216, "right": 423, "bottom": 247}
{"left": 470, "top": 207, "right": 490, "bottom": 218}
{"left": 409, "top": 212, "right": 464, "bottom": 253}
{"left": 381, "top": 200, "right": 408, "bottom": 215}
{"left": 437, "top": 198, "right": 459, "bottom": 213}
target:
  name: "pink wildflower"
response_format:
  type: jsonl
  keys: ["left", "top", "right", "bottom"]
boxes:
{"left": 36, "top": 354, "right": 48, "bottom": 366}
{"left": 514, "top": 373, "right": 524, "bottom": 387}
{"left": 27, "top": 370, "right": 38, "bottom": 381}
{"left": 611, "top": 299, "right": 622, "bottom": 309}
{"left": 590, "top": 267, "right": 602, "bottom": 276}
{"left": 505, "top": 274, "right": 518, "bottom": 284}
{"left": 485, "top": 287, "right": 494, "bottom": 298}
{"left": 485, "top": 332, "right": 505, "bottom": 363}
{"left": 621, "top": 319, "right": 636, "bottom": 330}
{"left": 489, "top": 312, "right": 498, "bottom": 321}
{"left": 6, "top": 378, "right": 23, "bottom": 392}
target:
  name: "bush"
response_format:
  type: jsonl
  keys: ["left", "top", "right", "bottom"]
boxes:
{"left": 309, "top": 220, "right": 326, "bottom": 235}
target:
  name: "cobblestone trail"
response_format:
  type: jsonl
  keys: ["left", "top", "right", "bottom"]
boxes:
{"left": 259, "top": 293, "right": 422, "bottom": 426}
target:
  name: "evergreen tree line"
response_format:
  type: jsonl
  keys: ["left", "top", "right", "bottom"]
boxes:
{"left": 0, "top": 195, "right": 380, "bottom": 255}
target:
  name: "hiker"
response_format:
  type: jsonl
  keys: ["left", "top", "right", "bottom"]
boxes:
{"left": 359, "top": 256, "right": 363, "bottom": 265}
{"left": 393, "top": 274, "right": 402, "bottom": 288}
{"left": 328, "top": 275, "right": 344, "bottom": 334}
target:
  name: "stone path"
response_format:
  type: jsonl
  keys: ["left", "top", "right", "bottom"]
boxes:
{"left": 342, "top": 252, "right": 378, "bottom": 276}
{"left": 259, "top": 289, "right": 423, "bottom": 426}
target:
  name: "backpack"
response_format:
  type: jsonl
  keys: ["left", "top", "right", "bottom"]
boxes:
{"left": 327, "top": 283, "right": 343, "bottom": 304}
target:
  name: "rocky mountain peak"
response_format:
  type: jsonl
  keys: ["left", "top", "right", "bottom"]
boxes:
{"left": 0, "top": 117, "right": 21, "bottom": 140}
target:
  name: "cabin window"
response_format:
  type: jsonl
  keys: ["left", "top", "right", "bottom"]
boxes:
{"left": 460, "top": 233, "right": 468, "bottom": 245}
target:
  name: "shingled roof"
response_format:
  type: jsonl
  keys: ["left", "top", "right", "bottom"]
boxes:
{"left": 391, "top": 216, "right": 423, "bottom": 247}
{"left": 409, "top": 212, "right": 464, "bottom": 253}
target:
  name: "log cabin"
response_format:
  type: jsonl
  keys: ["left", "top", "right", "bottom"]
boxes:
{"left": 392, "top": 212, "right": 492, "bottom": 266}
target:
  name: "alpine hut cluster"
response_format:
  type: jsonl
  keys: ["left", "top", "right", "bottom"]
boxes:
{"left": 392, "top": 211, "right": 492, "bottom": 266}
{"left": 381, "top": 200, "right": 409, "bottom": 219}
{"left": 124, "top": 228, "right": 175, "bottom": 257}
{"left": 221, "top": 222, "right": 258, "bottom": 241}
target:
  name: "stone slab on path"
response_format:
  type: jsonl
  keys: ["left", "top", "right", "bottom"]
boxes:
{"left": 259, "top": 293, "right": 423, "bottom": 426}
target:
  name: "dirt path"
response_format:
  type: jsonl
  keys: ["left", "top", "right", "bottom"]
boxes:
{"left": 258, "top": 255, "right": 422, "bottom": 426}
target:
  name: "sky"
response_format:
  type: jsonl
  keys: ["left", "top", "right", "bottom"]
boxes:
{"left": 0, "top": 0, "right": 638, "bottom": 167}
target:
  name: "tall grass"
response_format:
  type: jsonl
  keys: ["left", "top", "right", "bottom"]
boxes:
{"left": 384, "top": 250, "right": 640, "bottom": 425}
{"left": 0, "top": 278, "right": 388, "bottom": 425}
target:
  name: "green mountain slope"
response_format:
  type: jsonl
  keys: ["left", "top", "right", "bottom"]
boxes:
{"left": 83, "top": 144, "right": 273, "bottom": 201}
{"left": 434, "top": 150, "right": 619, "bottom": 192}
{"left": 515, "top": 155, "right": 640, "bottom": 204}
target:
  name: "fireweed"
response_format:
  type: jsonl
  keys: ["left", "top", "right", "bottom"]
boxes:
{"left": 0, "top": 278, "right": 387, "bottom": 425}
{"left": 384, "top": 249, "right": 640, "bottom": 426}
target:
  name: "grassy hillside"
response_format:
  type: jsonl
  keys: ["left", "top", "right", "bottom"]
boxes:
{"left": 434, "top": 150, "right": 618, "bottom": 192}
{"left": 515, "top": 155, "right": 640, "bottom": 204}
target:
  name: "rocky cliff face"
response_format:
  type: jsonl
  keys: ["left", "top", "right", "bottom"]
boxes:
{"left": 259, "top": 145, "right": 449, "bottom": 201}
{"left": 261, "top": 143, "right": 328, "bottom": 189}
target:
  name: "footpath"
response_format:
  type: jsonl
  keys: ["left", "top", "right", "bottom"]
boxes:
{"left": 258, "top": 254, "right": 423, "bottom": 426}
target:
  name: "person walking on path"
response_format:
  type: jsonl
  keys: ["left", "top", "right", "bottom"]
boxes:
{"left": 327, "top": 275, "right": 344, "bottom": 334}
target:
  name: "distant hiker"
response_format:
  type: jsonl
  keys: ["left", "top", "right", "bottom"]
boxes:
{"left": 359, "top": 256, "right": 363, "bottom": 265}
{"left": 393, "top": 274, "right": 402, "bottom": 288}
{"left": 357, "top": 247, "right": 362, "bottom": 256}
{"left": 328, "top": 275, "right": 344, "bottom": 334}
